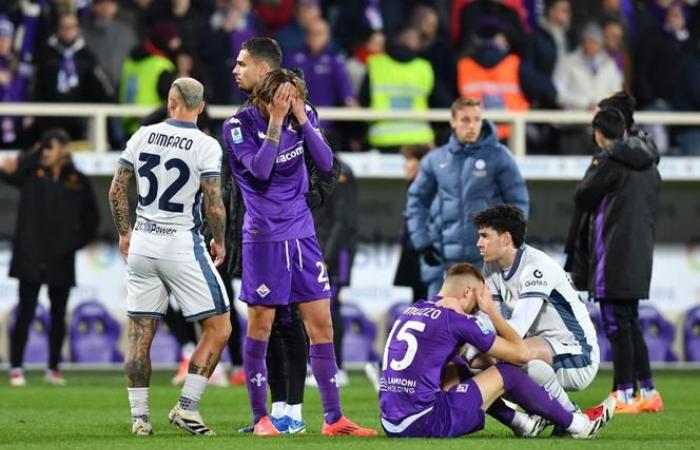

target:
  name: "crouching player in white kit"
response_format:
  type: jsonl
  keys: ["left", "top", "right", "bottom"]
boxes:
{"left": 442, "top": 204, "right": 600, "bottom": 435}
{"left": 109, "top": 78, "right": 232, "bottom": 436}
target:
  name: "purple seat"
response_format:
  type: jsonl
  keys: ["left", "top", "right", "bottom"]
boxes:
{"left": 150, "top": 323, "right": 180, "bottom": 364}
{"left": 385, "top": 302, "right": 411, "bottom": 336}
{"left": 638, "top": 305, "right": 677, "bottom": 362}
{"left": 585, "top": 302, "right": 612, "bottom": 362}
{"left": 69, "top": 301, "right": 122, "bottom": 363}
{"left": 684, "top": 306, "right": 700, "bottom": 361}
{"left": 8, "top": 304, "right": 50, "bottom": 363}
{"left": 341, "top": 303, "right": 377, "bottom": 363}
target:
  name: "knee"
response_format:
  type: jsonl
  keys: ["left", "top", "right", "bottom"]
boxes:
{"left": 524, "top": 359, "right": 555, "bottom": 384}
{"left": 247, "top": 317, "right": 273, "bottom": 341}
{"left": 306, "top": 321, "right": 333, "bottom": 344}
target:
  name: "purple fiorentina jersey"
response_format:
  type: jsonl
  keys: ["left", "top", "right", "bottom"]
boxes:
{"left": 223, "top": 106, "right": 321, "bottom": 243}
{"left": 379, "top": 300, "right": 496, "bottom": 422}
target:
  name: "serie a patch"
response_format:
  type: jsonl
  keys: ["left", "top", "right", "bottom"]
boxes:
{"left": 231, "top": 127, "right": 243, "bottom": 144}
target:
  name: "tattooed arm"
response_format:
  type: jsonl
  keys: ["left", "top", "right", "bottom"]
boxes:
{"left": 124, "top": 317, "right": 157, "bottom": 388}
{"left": 201, "top": 176, "right": 227, "bottom": 267}
{"left": 109, "top": 165, "right": 134, "bottom": 261}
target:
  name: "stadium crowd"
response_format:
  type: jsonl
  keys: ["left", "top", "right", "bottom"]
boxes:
{"left": 1, "top": 0, "right": 700, "bottom": 154}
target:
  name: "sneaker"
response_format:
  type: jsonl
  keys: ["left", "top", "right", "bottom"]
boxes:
{"left": 253, "top": 416, "right": 280, "bottom": 436}
{"left": 514, "top": 414, "right": 549, "bottom": 438}
{"left": 171, "top": 356, "right": 190, "bottom": 385}
{"left": 638, "top": 392, "right": 664, "bottom": 413}
{"left": 168, "top": 403, "right": 216, "bottom": 436}
{"left": 9, "top": 368, "right": 26, "bottom": 387}
{"left": 132, "top": 418, "right": 153, "bottom": 436}
{"left": 209, "top": 364, "right": 228, "bottom": 387}
{"left": 287, "top": 418, "right": 307, "bottom": 434}
{"left": 321, "top": 416, "right": 378, "bottom": 437}
{"left": 611, "top": 392, "right": 640, "bottom": 415}
{"left": 44, "top": 370, "right": 66, "bottom": 386}
{"left": 571, "top": 396, "right": 616, "bottom": 439}
{"left": 229, "top": 368, "right": 246, "bottom": 386}
{"left": 364, "top": 362, "right": 381, "bottom": 393}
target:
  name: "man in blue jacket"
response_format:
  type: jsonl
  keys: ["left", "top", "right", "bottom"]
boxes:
{"left": 406, "top": 97, "right": 529, "bottom": 296}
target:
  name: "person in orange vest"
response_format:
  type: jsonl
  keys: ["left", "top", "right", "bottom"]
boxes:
{"left": 457, "top": 21, "right": 555, "bottom": 141}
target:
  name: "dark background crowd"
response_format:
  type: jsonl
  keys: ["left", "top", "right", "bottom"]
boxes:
{"left": 1, "top": 0, "right": 700, "bottom": 154}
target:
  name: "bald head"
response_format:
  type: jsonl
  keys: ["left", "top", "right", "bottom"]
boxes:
{"left": 169, "top": 77, "right": 204, "bottom": 110}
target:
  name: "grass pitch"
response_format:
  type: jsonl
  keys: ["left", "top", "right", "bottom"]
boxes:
{"left": 1, "top": 369, "right": 698, "bottom": 449}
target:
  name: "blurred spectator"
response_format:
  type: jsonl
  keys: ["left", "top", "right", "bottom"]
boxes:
{"left": 410, "top": 3, "right": 457, "bottom": 99}
{"left": 344, "top": 29, "right": 385, "bottom": 95}
{"left": 119, "top": 22, "right": 178, "bottom": 135}
{"left": 83, "top": 0, "right": 138, "bottom": 93}
{"left": 635, "top": 2, "right": 689, "bottom": 110}
{"left": 255, "top": 0, "right": 295, "bottom": 35}
{"left": 153, "top": 0, "right": 207, "bottom": 53}
{"left": 1, "top": 128, "right": 99, "bottom": 387}
{"left": 0, "top": 15, "right": 29, "bottom": 150}
{"left": 283, "top": 18, "right": 357, "bottom": 136}
{"left": 672, "top": 38, "right": 700, "bottom": 155}
{"left": 360, "top": 27, "right": 449, "bottom": 151}
{"left": 204, "top": 0, "right": 261, "bottom": 104}
{"left": 394, "top": 143, "right": 431, "bottom": 303}
{"left": 554, "top": 22, "right": 622, "bottom": 111}
{"left": 527, "top": 0, "right": 573, "bottom": 107}
{"left": 117, "top": 0, "right": 156, "bottom": 40}
{"left": 34, "top": 12, "right": 114, "bottom": 140}
{"left": 603, "top": 17, "right": 631, "bottom": 91}
{"left": 275, "top": 0, "right": 322, "bottom": 54}
{"left": 327, "top": 0, "right": 384, "bottom": 55}
{"left": 452, "top": 0, "right": 528, "bottom": 56}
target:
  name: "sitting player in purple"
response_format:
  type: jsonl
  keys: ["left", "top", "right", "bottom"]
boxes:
{"left": 223, "top": 69, "right": 376, "bottom": 436}
{"left": 379, "top": 262, "right": 615, "bottom": 438}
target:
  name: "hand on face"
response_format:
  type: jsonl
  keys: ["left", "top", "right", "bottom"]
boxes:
{"left": 266, "top": 82, "right": 294, "bottom": 122}
{"left": 290, "top": 89, "right": 308, "bottom": 125}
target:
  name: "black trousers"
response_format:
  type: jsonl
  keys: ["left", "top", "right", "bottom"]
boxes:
{"left": 10, "top": 280, "right": 70, "bottom": 370}
{"left": 267, "top": 306, "right": 308, "bottom": 405}
{"left": 598, "top": 298, "right": 653, "bottom": 391}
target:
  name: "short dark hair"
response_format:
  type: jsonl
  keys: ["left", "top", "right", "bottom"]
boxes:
{"left": 473, "top": 205, "right": 527, "bottom": 248}
{"left": 39, "top": 128, "right": 70, "bottom": 149}
{"left": 446, "top": 262, "right": 484, "bottom": 283}
{"left": 597, "top": 91, "right": 636, "bottom": 131}
{"left": 592, "top": 107, "right": 626, "bottom": 140}
{"left": 241, "top": 37, "right": 282, "bottom": 70}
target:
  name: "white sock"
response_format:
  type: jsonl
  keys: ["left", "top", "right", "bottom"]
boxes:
{"left": 525, "top": 360, "right": 577, "bottom": 412}
{"left": 285, "top": 403, "right": 303, "bottom": 422}
{"left": 640, "top": 387, "right": 656, "bottom": 399}
{"left": 179, "top": 374, "right": 208, "bottom": 411}
{"left": 271, "top": 401, "right": 286, "bottom": 419}
{"left": 617, "top": 388, "right": 635, "bottom": 404}
{"left": 566, "top": 413, "right": 588, "bottom": 434}
{"left": 510, "top": 410, "right": 529, "bottom": 430}
{"left": 127, "top": 387, "right": 149, "bottom": 420}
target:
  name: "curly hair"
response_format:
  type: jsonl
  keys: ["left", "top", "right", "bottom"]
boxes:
{"left": 250, "top": 69, "right": 308, "bottom": 125}
{"left": 473, "top": 204, "right": 527, "bottom": 248}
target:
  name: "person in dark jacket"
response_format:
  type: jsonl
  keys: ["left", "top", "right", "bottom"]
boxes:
{"left": 573, "top": 107, "right": 663, "bottom": 415}
{"left": 0, "top": 128, "right": 99, "bottom": 386}
{"left": 311, "top": 158, "right": 357, "bottom": 384}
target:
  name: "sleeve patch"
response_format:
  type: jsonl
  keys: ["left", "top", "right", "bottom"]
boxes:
{"left": 231, "top": 127, "right": 243, "bottom": 144}
{"left": 474, "top": 316, "right": 493, "bottom": 335}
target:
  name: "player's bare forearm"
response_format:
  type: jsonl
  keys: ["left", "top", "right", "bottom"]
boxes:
{"left": 125, "top": 317, "right": 157, "bottom": 388}
{"left": 109, "top": 165, "right": 134, "bottom": 236}
{"left": 201, "top": 176, "right": 226, "bottom": 245}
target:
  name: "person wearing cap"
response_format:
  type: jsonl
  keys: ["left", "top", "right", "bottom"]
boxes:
{"left": 0, "top": 128, "right": 100, "bottom": 387}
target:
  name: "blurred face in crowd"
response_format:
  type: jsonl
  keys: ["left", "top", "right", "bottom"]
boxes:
{"left": 93, "top": 0, "right": 118, "bottom": 23}
{"left": 477, "top": 226, "right": 511, "bottom": 263}
{"left": 666, "top": 5, "right": 686, "bottom": 33}
{"left": 306, "top": 19, "right": 330, "bottom": 54}
{"left": 404, "top": 157, "right": 419, "bottom": 181}
{"left": 547, "top": 0, "right": 572, "bottom": 28}
{"left": 582, "top": 35, "right": 601, "bottom": 57}
{"left": 366, "top": 31, "right": 386, "bottom": 54}
{"left": 0, "top": 35, "right": 11, "bottom": 56}
{"left": 176, "top": 53, "right": 194, "bottom": 76}
{"left": 297, "top": 1, "right": 321, "bottom": 30}
{"left": 40, "top": 139, "right": 68, "bottom": 168}
{"left": 233, "top": 49, "right": 271, "bottom": 92}
{"left": 397, "top": 28, "right": 421, "bottom": 53}
{"left": 172, "top": 0, "right": 191, "bottom": 17}
{"left": 57, "top": 15, "right": 80, "bottom": 45}
{"left": 414, "top": 6, "right": 439, "bottom": 42}
{"left": 604, "top": 22, "right": 624, "bottom": 53}
{"left": 450, "top": 105, "right": 483, "bottom": 144}
{"left": 602, "top": 0, "right": 621, "bottom": 13}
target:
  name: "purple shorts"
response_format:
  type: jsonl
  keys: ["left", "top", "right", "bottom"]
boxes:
{"left": 382, "top": 379, "right": 485, "bottom": 438}
{"left": 240, "top": 236, "right": 331, "bottom": 306}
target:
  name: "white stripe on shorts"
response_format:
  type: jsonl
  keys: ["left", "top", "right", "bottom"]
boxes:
{"left": 284, "top": 240, "right": 291, "bottom": 271}
{"left": 296, "top": 239, "right": 303, "bottom": 270}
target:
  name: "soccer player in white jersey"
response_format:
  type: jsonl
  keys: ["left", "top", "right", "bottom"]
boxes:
{"left": 109, "top": 77, "right": 232, "bottom": 437}
{"left": 470, "top": 205, "right": 600, "bottom": 423}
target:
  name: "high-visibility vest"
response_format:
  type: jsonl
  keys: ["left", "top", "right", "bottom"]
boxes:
{"left": 457, "top": 54, "right": 529, "bottom": 140}
{"left": 119, "top": 55, "right": 175, "bottom": 134}
{"left": 367, "top": 53, "right": 434, "bottom": 148}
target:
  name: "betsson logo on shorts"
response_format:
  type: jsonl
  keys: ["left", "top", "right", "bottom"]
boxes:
{"left": 276, "top": 145, "right": 304, "bottom": 164}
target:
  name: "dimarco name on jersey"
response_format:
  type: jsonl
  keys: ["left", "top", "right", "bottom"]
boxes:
{"left": 147, "top": 132, "right": 194, "bottom": 150}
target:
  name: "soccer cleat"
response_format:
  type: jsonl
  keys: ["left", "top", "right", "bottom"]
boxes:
{"left": 229, "top": 368, "right": 247, "bottom": 386}
{"left": 638, "top": 392, "right": 664, "bottom": 413}
{"left": 9, "top": 369, "right": 26, "bottom": 387}
{"left": 168, "top": 404, "right": 216, "bottom": 436}
{"left": 321, "top": 416, "right": 378, "bottom": 437}
{"left": 43, "top": 370, "right": 66, "bottom": 386}
{"left": 238, "top": 424, "right": 254, "bottom": 433}
{"left": 171, "top": 356, "right": 190, "bottom": 385}
{"left": 514, "top": 414, "right": 550, "bottom": 438}
{"left": 571, "top": 396, "right": 615, "bottom": 439}
{"left": 610, "top": 392, "right": 640, "bottom": 415}
{"left": 253, "top": 416, "right": 280, "bottom": 436}
{"left": 272, "top": 416, "right": 290, "bottom": 433}
{"left": 274, "top": 415, "right": 306, "bottom": 434}
{"left": 131, "top": 418, "right": 153, "bottom": 436}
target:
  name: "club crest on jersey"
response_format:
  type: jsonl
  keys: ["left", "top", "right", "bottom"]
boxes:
{"left": 456, "top": 383, "right": 469, "bottom": 393}
{"left": 256, "top": 283, "right": 270, "bottom": 298}
{"left": 231, "top": 127, "right": 243, "bottom": 144}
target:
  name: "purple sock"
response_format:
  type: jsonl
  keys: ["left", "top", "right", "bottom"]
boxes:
{"left": 309, "top": 343, "right": 343, "bottom": 424}
{"left": 487, "top": 398, "right": 516, "bottom": 427}
{"left": 243, "top": 337, "right": 269, "bottom": 423}
{"left": 495, "top": 363, "right": 573, "bottom": 429}
{"left": 639, "top": 378, "right": 654, "bottom": 390}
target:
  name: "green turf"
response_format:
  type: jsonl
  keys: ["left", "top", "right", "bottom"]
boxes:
{"left": 0, "top": 369, "right": 698, "bottom": 449}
